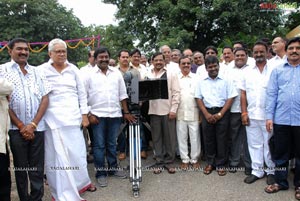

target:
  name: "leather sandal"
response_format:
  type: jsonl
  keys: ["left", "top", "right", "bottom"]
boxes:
{"left": 203, "top": 165, "right": 214, "bottom": 175}
{"left": 264, "top": 183, "right": 284, "bottom": 194}
{"left": 295, "top": 187, "right": 300, "bottom": 200}
{"left": 164, "top": 165, "right": 176, "bottom": 174}
{"left": 153, "top": 167, "right": 162, "bottom": 174}
{"left": 217, "top": 168, "right": 227, "bottom": 176}
{"left": 87, "top": 184, "right": 97, "bottom": 192}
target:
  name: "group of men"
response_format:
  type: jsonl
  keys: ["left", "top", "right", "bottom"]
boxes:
{"left": 0, "top": 36, "right": 299, "bottom": 201}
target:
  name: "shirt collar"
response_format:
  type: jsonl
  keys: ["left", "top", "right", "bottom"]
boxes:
{"left": 118, "top": 65, "right": 134, "bottom": 71}
{"left": 283, "top": 58, "right": 300, "bottom": 68}
{"left": 48, "top": 58, "right": 71, "bottom": 66}
{"left": 129, "top": 62, "right": 143, "bottom": 69}
{"left": 151, "top": 67, "right": 167, "bottom": 73}
{"left": 273, "top": 54, "right": 287, "bottom": 60}
{"left": 233, "top": 63, "right": 248, "bottom": 70}
{"left": 10, "top": 59, "right": 32, "bottom": 74}
{"left": 251, "top": 62, "right": 268, "bottom": 70}
{"left": 204, "top": 73, "right": 223, "bottom": 80}
{"left": 179, "top": 72, "right": 193, "bottom": 78}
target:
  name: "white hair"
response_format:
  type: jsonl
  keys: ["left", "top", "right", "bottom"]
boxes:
{"left": 159, "top": 45, "right": 171, "bottom": 53}
{"left": 48, "top": 38, "right": 67, "bottom": 52}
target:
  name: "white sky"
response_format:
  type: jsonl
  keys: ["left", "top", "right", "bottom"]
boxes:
{"left": 57, "top": 0, "right": 118, "bottom": 26}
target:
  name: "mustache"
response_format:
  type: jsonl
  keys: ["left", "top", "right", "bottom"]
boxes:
{"left": 291, "top": 52, "right": 299, "bottom": 56}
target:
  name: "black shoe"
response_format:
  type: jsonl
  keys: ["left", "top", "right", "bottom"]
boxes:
{"left": 245, "top": 168, "right": 252, "bottom": 176}
{"left": 229, "top": 166, "right": 237, "bottom": 173}
{"left": 244, "top": 174, "right": 260, "bottom": 184}
{"left": 291, "top": 168, "right": 295, "bottom": 174}
{"left": 87, "top": 155, "right": 94, "bottom": 163}
{"left": 267, "top": 174, "right": 276, "bottom": 185}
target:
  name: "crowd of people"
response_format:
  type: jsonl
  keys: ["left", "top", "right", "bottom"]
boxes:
{"left": 0, "top": 36, "right": 299, "bottom": 201}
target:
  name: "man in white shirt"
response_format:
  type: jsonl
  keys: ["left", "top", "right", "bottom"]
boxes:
{"left": 171, "top": 49, "right": 181, "bottom": 64}
{"left": 160, "top": 45, "right": 180, "bottom": 73}
{"left": 40, "top": 38, "right": 96, "bottom": 200}
{"left": 240, "top": 41, "right": 275, "bottom": 185}
{"left": 227, "top": 47, "right": 251, "bottom": 175}
{"left": 191, "top": 51, "right": 204, "bottom": 73}
{"left": 233, "top": 41, "right": 256, "bottom": 67}
{"left": 268, "top": 36, "right": 287, "bottom": 67}
{"left": 221, "top": 46, "right": 234, "bottom": 68}
{"left": 176, "top": 56, "right": 200, "bottom": 170}
{"left": 196, "top": 46, "right": 228, "bottom": 79}
{"left": 80, "top": 50, "right": 97, "bottom": 81}
{"left": 80, "top": 49, "right": 96, "bottom": 164}
{"left": 0, "top": 38, "right": 50, "bottom": 201}
{"left": 85, "top": 47, "right": 135, "bottom": 187}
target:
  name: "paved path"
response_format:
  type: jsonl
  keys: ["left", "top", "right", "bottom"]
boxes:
{"left": 11, "top": 152, "right": 295, "bottom": 201}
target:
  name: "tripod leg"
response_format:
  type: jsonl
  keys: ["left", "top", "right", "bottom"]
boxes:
{"left": 136, "top": 124, "right": 142, "bottom": 181}
{"left": 129, "top": 124, "right": 134, "bottom": 182}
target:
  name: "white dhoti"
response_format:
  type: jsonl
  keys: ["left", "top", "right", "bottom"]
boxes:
{"left": 45, "top": 126, "right": 91, "bottom": 201}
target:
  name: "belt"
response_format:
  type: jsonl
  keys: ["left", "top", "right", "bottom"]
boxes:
{"left": 205, "top": 107, "right": 222, "bottom": 110}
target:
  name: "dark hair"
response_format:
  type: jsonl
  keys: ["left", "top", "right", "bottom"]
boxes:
{"left": 233, "top": 47, "right": 248, "bottom": 55}
{"left": 233, "top": 41, "right": 247, "bottom": 49}
{"left": 260, "top": 38, "right": 271, "bottom": 46}
{"left": 205, "top": 56, "right": 219, "bottom": 68}
{"left": 285, "top": 37, "right": 300, "bottom": 51}
{"left": 88, "top": 50, "right": 94, "bottom": 58}
{"left": 118, "top": 49, "right": 130, "bottom": 58}
{"left": 222, "top": 46, "right": 233, "bottom": 53}
{"left": 94, "top": 47, "right": 110, "bottom": 59}
{"left": 151, "top": 52, "right": 165, "bottom": 61}
{"left": 204, "top": 46, "right": 218, "bottom": 55}
{"left": 179, "top": 55, "right": 191, "bottom": 64}
{"left": 8, "top": 38, "right": 28, "bottom": 49}
{"left": 130, "top": 48, "right": 141, "bottom": 57}
{"left": 253, "top": 41, "right": 268, "bottom": 51}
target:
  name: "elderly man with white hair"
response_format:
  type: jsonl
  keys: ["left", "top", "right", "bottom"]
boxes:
{"left": 39, "top": 38, "right": 96, "bottom": 201}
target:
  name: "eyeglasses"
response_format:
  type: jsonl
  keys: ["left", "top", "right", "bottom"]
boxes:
{"left": 53, "top": 50, "right": 67, "bottom": 54}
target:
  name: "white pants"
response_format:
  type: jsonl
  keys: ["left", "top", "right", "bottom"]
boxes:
{"left": 45, "top": 126, "right": 91, "bottom": 201}
{"left": 246, "top": 119, "right": 275, "bottom": 178}
{"left": 176, "top": 120, "right": 200, "bottom": 163}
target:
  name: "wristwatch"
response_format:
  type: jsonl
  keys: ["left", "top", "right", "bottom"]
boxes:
{"left": 217, "top": 112, "right": 222, "bottom": 117}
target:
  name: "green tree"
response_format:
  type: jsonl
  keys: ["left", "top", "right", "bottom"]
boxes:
{"left": 285, "top": 12, "right": 300, "bottom": 32}
{"left": 103, "top": 0, "right": 286, "bottom": 52}
{"left": 84, "top": 24, "right": 135, "bottom": 60}
{"left": 0, "top": 0, "right": 86, "bottom": 65}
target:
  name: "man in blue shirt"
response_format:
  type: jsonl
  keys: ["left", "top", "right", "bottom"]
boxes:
{"left": 264, "top": 37, "right": 300, "bottom": 200}
{"left": 195, "top": 56, "right": 237, "bottom": 176}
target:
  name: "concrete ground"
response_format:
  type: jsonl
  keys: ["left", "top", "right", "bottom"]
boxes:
{"left": 10, "top": 150, "right": 296, "bottom": 201}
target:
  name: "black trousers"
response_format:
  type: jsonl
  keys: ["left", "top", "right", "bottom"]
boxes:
{"left": 229, "top": 113, "right": 251, "bottom": 168}
{"left": 202, "top": 108, "right": 229, "bottom": 167}
{"left": 272, "top": 124, "right": 300, "bottom": 189}
{"left": 9, "top": 130, "right": 44, "bottom": 201}
{"left": 0, "top": 145, "right": 11, "bottom": 201}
